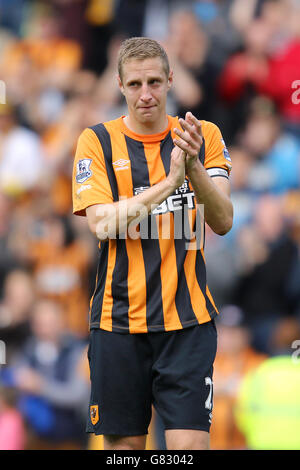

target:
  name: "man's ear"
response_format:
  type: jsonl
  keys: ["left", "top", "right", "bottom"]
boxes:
{"left": 117, "top": 75, "right": 125, "bottom": 95}
{"left": 167, "top": 70, "right": 173, "bottom": 90}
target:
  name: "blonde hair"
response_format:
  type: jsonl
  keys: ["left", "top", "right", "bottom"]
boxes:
{"left": 117, "top": 37, "right": 170, "bottom": 82}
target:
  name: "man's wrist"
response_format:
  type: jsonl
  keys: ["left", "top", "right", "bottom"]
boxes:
{"left": 185, "top": 156, "right": 202, "bottom": 174}
{"left": 164, "top": 175, "right": 178, "bottom": 195}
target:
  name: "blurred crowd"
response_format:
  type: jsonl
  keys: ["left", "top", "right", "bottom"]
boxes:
{"left": 0, "top": 0, "right": 300, "bottom": 450}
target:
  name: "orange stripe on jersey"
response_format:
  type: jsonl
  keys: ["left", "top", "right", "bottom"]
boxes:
{"left": 184, "top": 245, "right": 212, "bottom": 324}
{"left": 106, "top": 124, "right": 148, "bottom": 332}
{"left": 206, "top": 285, "right": 219, "bottom": 315}
{"left": 158, "top": 228, "right": 182, "bottom": 331}
{"left": 99, "top": 239, "right": 117, "bottom": 331}
{"left": 200, "top": 246, "right": 219, "bottom": 314}
{"left": 143, "top": 141, "right": 182, "bottom": 330}
{"left": 125, "top": 238, "right": 147, "bottom": 333}
{"left": 143, "top": 141, "right": 166, "bottom": 186}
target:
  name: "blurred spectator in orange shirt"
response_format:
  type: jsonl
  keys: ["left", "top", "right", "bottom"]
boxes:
{"left": 0, "top": 3, "right": 82, "bottom": 92}
{"left": 210, "top": 305, "right": 267, "bottom": 450}
{"left": 9, "top": 212, "right": 95, "bottom": 338}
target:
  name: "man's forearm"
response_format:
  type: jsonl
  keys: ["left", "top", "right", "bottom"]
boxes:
{"left": 187, "top": 160, "right": 233, "bottom": 235}
{"left": 92, "top": 177, "right": 176, "bottom": 240}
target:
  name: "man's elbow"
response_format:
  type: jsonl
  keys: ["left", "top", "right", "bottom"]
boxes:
{"left": 92, "top": 221, "right": 114, "bottom": 241}
{"left": 87, "top": 204, "right": 117, "bottom": 241}
{"left": 214, "top": 215, "right": 233, "bottom": 236}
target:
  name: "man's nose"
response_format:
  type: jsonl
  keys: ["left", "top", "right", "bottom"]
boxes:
{"left": 140, "top": 84, "right": 152, "bottom": 101}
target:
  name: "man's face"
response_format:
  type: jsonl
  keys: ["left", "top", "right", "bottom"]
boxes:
{"left": 118, "top": 57, "right": 172, "bottom": 128}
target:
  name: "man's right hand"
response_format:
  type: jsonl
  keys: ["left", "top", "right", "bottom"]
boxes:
{"left": 167, "top": 143, "right": 186, "bottom": 191}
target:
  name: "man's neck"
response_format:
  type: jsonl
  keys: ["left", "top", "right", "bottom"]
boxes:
{"left": 123, "top": 115, "right": 169, "bottom": 135}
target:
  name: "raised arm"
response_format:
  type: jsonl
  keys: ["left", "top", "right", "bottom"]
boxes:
{"left": 86, "top": 144, "right": 186, "bottom": 240}
{"left": 173, "top": 112, "right": 233, "bottom": 236}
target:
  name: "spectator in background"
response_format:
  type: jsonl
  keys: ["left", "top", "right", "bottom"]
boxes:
{"left": 0, "top": 2, "right": 83, "bottom": 137}
{"left": 0, "top": 386, "right": 25, "bottom": 450}
{"left": 223, "top": 145, "right": 255, "bottom": 237}
{"left": 193, "top": 0, "right": 242, "bottom": 70}
{"left": 11, "top": 214, "right": 94, "bottom": 338}
{"left": 233, "top": 194, "right": 298, "bottom": 353}
{"left": 211, "top": 305, "right": 267, "bottom": 450}
{"left": 238, "top": 100, "right": 300, "bottom": 195}
{"left": 217, "top": 17, "right": 272, "bottom": 141}
{"left": 10, "top": 298, "right": 89, "bottom": 450}
{"left": 204, "top": 145, "right": 256, "bottom": 307}
{"left": 204, "top": 223, "right": 239, "bottom": 309}
{"left": 0, "top": 193, "right": 21, "bottom": 293}
{"left": 163, "top": 9, "right": 219, "bottom": 122}
{"left": 235, "top": 356, "right": 300, "bottom": 449}
{"left": 229, "top": 0, "right": 269, "bottom": 34}
{"left": 0, "top": 3, "right": 82, "bottom": 92}
{"left": 0, "top": 102, "right": 45, "bottom": 198}
{"left": 268, "top": 316, "right": 300, "bottom": 356}
{"left": 0, "top": 269, "right": 35, "bottom": 364}
{"left": 0, "top": 0, "right": 26, "bottom": 36}
{"left": 283, "top": 192, "right": 300, "bottom": 318}
{"left": 258, "top": 0, "right": 300, "bottom": 136}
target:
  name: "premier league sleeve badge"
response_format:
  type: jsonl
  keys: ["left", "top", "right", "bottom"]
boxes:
{"left": 76, "top": 158, "right": 92, "bottom": 184}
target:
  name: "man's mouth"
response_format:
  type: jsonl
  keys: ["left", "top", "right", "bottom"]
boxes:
{"left": 139, "top": 105, "right": 156, "bottom": 109}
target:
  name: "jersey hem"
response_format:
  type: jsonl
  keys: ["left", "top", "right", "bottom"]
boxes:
{"left": 89, "top": 312, "right": 217, "bottom": 334}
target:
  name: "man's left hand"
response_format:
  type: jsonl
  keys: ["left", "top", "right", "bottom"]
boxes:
{"left": 173, "top": 112, "right": 203, "bottom": 172}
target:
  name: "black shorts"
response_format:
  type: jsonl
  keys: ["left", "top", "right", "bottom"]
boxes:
{"left": 86, "top": 321, "right": 217, "bottom": 436}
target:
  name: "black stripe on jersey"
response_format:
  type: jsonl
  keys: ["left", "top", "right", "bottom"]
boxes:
{"left": 90, "top": 241, "right": 109, "bottom": 329}
{"left": 111, "top": 239, "right": 130, "bottom": 333}
{"left": 160, "top": 131, "right": 173, "bottom": 173}
{"left": 192, "top": 205, "right": 205, "bottom": 251}
{"left": 199, "top": 138, "right": 205, "bottom": 165}
{"left": 90, "top": 124, "right": 130, "bottom": 332}
{"left": 161, "top": 132, "right": 197, "bottom": 326}
{"left": 173, "top": 234, "right": 197, "bottom": 327}
{"left": 125, "top": 135, "right": 165, "bottom": 331}
{"left": 89, "top": 124, "right": 119, "bottom": 202}
{"left": 195, "top": 249, "right": 216, "bottom": 319}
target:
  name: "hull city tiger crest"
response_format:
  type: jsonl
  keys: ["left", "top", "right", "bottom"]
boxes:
{"left": 90, "top": 405, "right": 99, "bottom": 425}
{"left": 76, "top": 158, "right": 92, "bottom": 184}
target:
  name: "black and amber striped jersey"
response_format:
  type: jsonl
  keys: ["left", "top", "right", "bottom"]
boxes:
{"left": 72, "top": 115, "right": 231, "bottom": 334}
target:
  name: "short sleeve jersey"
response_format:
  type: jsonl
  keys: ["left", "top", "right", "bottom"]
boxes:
{"left": 72, "top": 115, "right": 232, "bottom": 334}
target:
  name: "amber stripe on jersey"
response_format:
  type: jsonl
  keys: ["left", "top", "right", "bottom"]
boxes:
{"left": 159, "top": 132, "right": 201, "bottom": 328}
{"left": 125, "top": 134, "right": 165, "bottom": 331}
{"left": 76, "top": 116, "right": 228, "bottom": 334}
{"left": 144, "top": 133, "right": 182, "bottom": 331}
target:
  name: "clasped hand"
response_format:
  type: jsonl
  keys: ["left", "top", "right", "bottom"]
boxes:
{"left": 174, "top": 111, "right": 203, "bottom": 168}
{"left": 168, "top": 112, "right": 203, "bottom": 190}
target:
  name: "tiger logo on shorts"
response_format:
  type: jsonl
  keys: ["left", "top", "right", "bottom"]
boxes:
{"left": 90, "top": 405, "right": 99, "bottom": 425}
